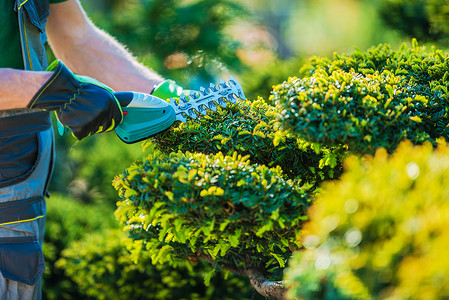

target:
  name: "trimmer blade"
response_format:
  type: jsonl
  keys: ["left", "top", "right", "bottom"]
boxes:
{"left": 168, "top": 76, "right": 245, "bottom": 123}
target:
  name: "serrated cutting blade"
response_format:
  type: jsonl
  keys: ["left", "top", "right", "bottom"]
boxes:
{"left": 168, "top": 76, "right": 246, "bottom": 123}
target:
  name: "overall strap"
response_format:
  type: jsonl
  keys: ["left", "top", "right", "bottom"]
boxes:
{"left": 15, "top": 0, "right": 50, "bottom": 71}
{"left": 6, "top": 0, "right": 52, "bottom": 118}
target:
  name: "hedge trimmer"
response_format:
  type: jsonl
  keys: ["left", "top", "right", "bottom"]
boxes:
{"left": 56, "top": 77, "right": 245, "bottom": 143}
{"left": 114, "top": 76, "right": 245, "bottom": 143}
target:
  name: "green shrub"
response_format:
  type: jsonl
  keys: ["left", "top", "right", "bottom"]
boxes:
{"left": 152, "top": 99, "right": 343, "bottom": 184}
{"left": 43, "top": 193, "right": 117, "bottom": 300}
{"left": 427, "top": 0, "right": 449, "bottom": 39}
{"left": 272, "top": 40, "right": 449, "bottom": 155}
{"left": 376, "top": 0, "right": 434, "bottom": 41}
{"left": 59, "top": 228, "right": 264, "bottom": 300}
{"left": 376, "top": 0, "right": 449, "bottom": 43}
{"left": 113, "top": 149, "right": 313, "bottom": 282}
{"left": 285, "top": 140, "right": 449, "bottom": 299}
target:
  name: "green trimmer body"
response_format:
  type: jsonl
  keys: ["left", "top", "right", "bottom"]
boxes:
{"left": 114, "top": 92, "right": 176, "bottom": 143}
{"left": 114, "top": 76, "right": 246, "bottom": 144}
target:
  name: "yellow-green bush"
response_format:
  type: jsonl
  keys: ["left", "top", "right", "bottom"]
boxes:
{"left": 272, "top": 40, "right": 449, "bottom": 155}
{"left": 153, "top": 99, "right": 342, "bottom": 183}
{"left": 114, "top": 148, "right": 313, "bottom": 282}
{"left": 285, "top": 140, "right": 449, "bottom": 299}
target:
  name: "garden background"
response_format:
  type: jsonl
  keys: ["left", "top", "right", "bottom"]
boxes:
{"left": 42, "top": 0, "right": 449, "bottom": 299}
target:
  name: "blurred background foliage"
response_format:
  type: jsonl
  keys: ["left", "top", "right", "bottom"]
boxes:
{"left": 44, "top": 0, "right": 449, "bottom": 298}
{"left": 285, "top": 141, "right": 449, "bottom": 299}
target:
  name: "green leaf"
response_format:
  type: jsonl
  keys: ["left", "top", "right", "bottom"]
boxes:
{"left": 219, "top": 219, "right": 231, "bottom": 231}
{"left": 229, "top": 229, "right": 242, "bottom": 247}
{"left": 270, "top": 252, "right": 286, "bottom": 268}
{"left": 204, "top": 269, "right": 216, "bottom": 286}
{"left": 124, "top": 188, "right": 138, "bottom": 198}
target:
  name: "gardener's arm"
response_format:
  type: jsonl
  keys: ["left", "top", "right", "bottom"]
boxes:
{"left": 0, "top": 0, "right": 166, "bottom": 112}
{"left": 46, "top": 0, "right": 163, "bottom": 93}
{"left": 0, "top": 69, "right": 51, "bottom": 110}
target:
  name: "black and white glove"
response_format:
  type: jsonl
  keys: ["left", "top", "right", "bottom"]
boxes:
{"left": 28, "top": 60, "right": 123, "bottom": 140}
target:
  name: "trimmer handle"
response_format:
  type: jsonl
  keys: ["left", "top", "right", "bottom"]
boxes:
{"left": 114, "top": 91, "right": 176, "bottom": 144}
{"left": 114, "top": 91, "right": 135, "bottom": 107}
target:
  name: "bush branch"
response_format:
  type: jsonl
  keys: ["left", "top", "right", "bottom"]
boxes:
{"left": 199, "top": 254, "right": 286, "bottom": 300}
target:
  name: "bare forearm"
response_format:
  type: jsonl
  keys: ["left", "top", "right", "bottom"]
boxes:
{"left": 47, "top": 0, "right": 163, "bottom": 94}
{"left": 0, "top": 69, "right": 51, "bottom": 110}
{"left": 54, "top": 27, "right": 162, "bottom": 93}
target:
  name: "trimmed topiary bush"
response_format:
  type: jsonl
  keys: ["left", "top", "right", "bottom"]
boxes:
{"left": 272, "top": 40, "right": 449, "bottom": 155}
{"left": 113, "top": 148, "right": 313, "bottom": 298}
{"left": 153, "top": 99, "right": 343, "bottom": 184}
{"left": 285, "top": 140, "right": 449, "bottom": 299}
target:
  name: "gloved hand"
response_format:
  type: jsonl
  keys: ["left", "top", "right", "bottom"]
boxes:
{"left": 28, "top": 60, "right": 123, "bottom": 140}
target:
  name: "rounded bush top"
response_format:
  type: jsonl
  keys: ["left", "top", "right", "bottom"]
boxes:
{"left": 272, "top": 41, "right": 449, "bottom": 155}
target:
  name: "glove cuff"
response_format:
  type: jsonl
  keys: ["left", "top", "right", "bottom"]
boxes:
{"left": 151, "top": 79, "right": 184, "bottom": 100}
{"left": 27, "top": 60, "right": 80, "bottom": 110}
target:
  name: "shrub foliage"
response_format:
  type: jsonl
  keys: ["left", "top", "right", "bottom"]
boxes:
{"left": 376, "top": 0, "right": 449, "bottom": 43}
{"left": 285, "top": 141, "right": 449, "bottom": 299}
{"left": 114, "top": 41, "right": 449, "bottom": 297}
{"left": 58, "top": 229, "right": 258, "bottom": 300}
{"left": 153, "top": 99, "right": 343, "bottom": 183}
{"left": 272, "top": 40, "right": 449, "bottom": 155}
{"left": 114, "top": 149, "right": 313, "bottom": 282}
{"left": 43, "top": 194, "right": 117, "bottom": 300}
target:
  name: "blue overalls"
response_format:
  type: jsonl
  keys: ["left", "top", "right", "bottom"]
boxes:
{"left": 0, "top": 0, "right": 53, "bottom": 298}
